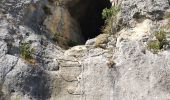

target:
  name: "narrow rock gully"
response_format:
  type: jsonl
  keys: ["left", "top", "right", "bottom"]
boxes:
{"left": 68, "top": 0, "right": 111, "bottom": 43}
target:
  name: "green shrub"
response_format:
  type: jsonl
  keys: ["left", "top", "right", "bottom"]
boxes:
{"left": 102, "top": 16, "right": 115, "bottom": 34}
{"left": 52, "top": 33, "right": 60, "bottom": 42}
{"left": 155, "top": 30, "right": 168, "bottom": 49}
{"left": 101, "top": 6, "right": 120, "bottom": 35}
{"left": 147, "top": 30, "right": 169, "bottom": 53}
{"left": 155, "top": 30, "right": 166, "bottom": 42}
{"left": 161, "top": 16, "right": 170, "bottom": 30}
{"left": 102, "top": 6, "right": 120, "bottom": 20}
{"left": 20, "top": 42, "right": 34, "bottom": 60}
{"left": 147, "top": 40, "right": 160, "bottom": 50}
{"left": 43, "top": 5, "right": 52, "bottom": 15}
{"left": 67, "top": 40, "right": 78, "bottom": 47}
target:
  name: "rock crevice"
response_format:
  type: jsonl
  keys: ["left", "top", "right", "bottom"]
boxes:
{"left": 1, "top": 0, "right": 170, "bottom": 100}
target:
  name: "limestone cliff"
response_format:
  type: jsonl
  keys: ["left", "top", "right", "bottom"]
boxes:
{"left": 1, "top": 0, "right": 170, "bottom": 100}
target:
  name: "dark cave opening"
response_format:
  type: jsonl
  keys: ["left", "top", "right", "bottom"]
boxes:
{"left": 68, "top": 0, "right": 112, "bottom": 42}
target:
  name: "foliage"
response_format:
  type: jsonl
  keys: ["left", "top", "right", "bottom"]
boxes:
{"left": 43, "top": 5, "right": 52, "bottom": 15}
{"left": 155, "top": 30, "right": 166, "bottom": 42}
{"left": 20, "top": 42, "right": 34, "bottom": 61}
{"left": 147, "top": 30, "right": 169, "bottom": 53}
{"left": 161, "top": 16, "right": 170, "bottom": 30}
{"left": 102, "top": 16, "right": 115, "bottom": 34}
{"left": 52, "top": 33, "right": 79, "bottom": 48}
{"left": 147, "top": 40, "right": 161, "bottom": 52}
{"left": 101, "top": 6, "right": 120, "bottom": 35}
{"left": 67, "top": 40, "right": 78, "bottom": 47}
{"left": 102, "top": 6, "right": 120, "bottom": 20}
{"left": 52, "top": 33, "right": 60, "bottom": 42}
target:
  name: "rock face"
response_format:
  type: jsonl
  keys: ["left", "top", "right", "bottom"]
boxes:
{"left": 43, "top": 1, "right": 84, "bottom": 47}
{"left": 119, "top": 0, "right": 169, "bottom": 27}
{"left": 1, "top": 0, "right": 170, "bottom": 100}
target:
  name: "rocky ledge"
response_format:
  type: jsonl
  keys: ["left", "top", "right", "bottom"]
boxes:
{"left": 1, "top": 0, "right": 170, "bottom": 100}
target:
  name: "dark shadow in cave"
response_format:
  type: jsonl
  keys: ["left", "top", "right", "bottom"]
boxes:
{"left": 68, "top": 0, "right": 111, "bottom": 42}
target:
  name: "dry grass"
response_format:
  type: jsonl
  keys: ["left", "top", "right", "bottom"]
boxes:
{"left": 20, "top": 42, "right": 36, "bottom": 64}
{"left": 94, "top": 34, "right": 109, "bottom": 48}
{"left": 147, "top": 30, "right": 169, "bottom": 53}
{"left": 101, "top": 6, "right": 120, "bottom": 35}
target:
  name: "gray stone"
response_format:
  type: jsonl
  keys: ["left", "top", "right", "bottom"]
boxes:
{"left": 119, "top": 0, "right": 170, "bottom": 27}
{"left": 1, "top": 0, "right": 170, "bottom": 100}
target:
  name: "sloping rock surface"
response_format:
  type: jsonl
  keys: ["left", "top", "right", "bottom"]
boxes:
{"left": 1, "top": 0, "right": 170, "bottom": 100}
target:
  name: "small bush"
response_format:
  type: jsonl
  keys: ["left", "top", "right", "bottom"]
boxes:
{"left": 67, "top": 40, "right": 78, "bottom": 47}
{"left": 101, "top": 6, "right": 120, "bottom": 34}
{"left": 155, "top": 30, "right": 168, "bottom": 49}
{"left": 147, "top": 40, "right": 160, "bottom": 51}
{"left": 155, "top": 30, "right": 166, "bottom": 42}
{"left": 102, "top": 6, "right": 120, "bottom": 20}
{"left": 20, "top": 42, "right": 34, "bottom": 61}
{"left": 43, "top": 5, "right": 52, "bottom": 15}
{"left": 161, "top": 16, "right": 170, "bottom": 30}
{"left": 101, "top": 16, "right": 115, "bottom": 34}
{"left": 147, "top": 30, "right": 169, "bottom": 53}
{"left": 52, "top": 33, "right": 60, "bottom": 42}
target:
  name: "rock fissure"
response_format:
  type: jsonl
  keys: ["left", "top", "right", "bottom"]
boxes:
{"left": 2, "top": 0, "right": 170, "bottom": 100}
{"left": 67, "top": 0, "right": 112, "bottom": 42}
{"left": 1, "top": 57, "right": 19, "bottom": 82}
{"left": 43, "top": 0, "right": 112, "bottom": 48}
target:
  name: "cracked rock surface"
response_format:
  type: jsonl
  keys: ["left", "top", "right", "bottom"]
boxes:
{"left": 1, "top": 0, "right": 170, "bottom": 100}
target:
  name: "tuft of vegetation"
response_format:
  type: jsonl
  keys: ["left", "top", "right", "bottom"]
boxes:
{"left": 101, "top": 16, "right": 115, "bottom": 34}
{"left": 155, "top": 30, "right": 166, "bottom": 42}
{"left": 43, "top": 5, "right": 52, "bottom": 15}
{"left": 52, "top": 33, "right": 61, "bottom": 42}
{"left": 147, "top": 40, "right": 161, "bottom": 52}
{"left": 161, "top": 14, "right": 170, "bottom": 30}
{"left": 67, "top": 40, "right": 78, "bottom": 47}
{"left": 101, "top": 6, "right": 120, "bottom": 35}
{"left": 20, "top": 42, "right": 35, "bottom": 62}
{"left": 102, "top": 6, "right": 120, "bottom": 20}
{"left": 147, "top": 30, "right": 169, "bottom": 53}
{"left": 52, "top": 34, "right": 76, "bottom": 48}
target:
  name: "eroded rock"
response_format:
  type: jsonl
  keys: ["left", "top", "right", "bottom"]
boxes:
{"left": 1, "top": 0, "right": 170, "bottom": 100}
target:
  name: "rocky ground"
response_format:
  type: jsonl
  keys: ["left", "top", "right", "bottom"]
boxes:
{"left": 1, "top": 0, "right": 170, "bottom": 100}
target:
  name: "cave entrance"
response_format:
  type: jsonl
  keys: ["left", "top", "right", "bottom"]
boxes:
{"left": 68, "top": 0, "right": 111, "bottom": 43}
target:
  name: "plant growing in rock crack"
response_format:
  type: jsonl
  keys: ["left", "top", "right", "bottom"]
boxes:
{"left": 20, "top": 42, "right": 36, "bottom": 63}
{"left": 43, "top": 5, "right": 52, "bottom": 15}
{"left": 102, "top": 6, "right": 120, "bottom": 34}
{"left": 162, "top": 14, "right": 170, "bottom": 30}
{"left": 102, "top": 6, "right": 120, "bottom": 20}
{"left": 67, "top": 40, "right": 78, "bottom": 47}
{"left": 52, "top": 33, "right": 61, "bottom": 42}
{"left": 147, "top": 30, "right": 169, "bottom": 53}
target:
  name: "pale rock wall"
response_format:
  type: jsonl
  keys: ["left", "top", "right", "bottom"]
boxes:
{"left": 1, "top": 0, "right": 170, "bottom": 100}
